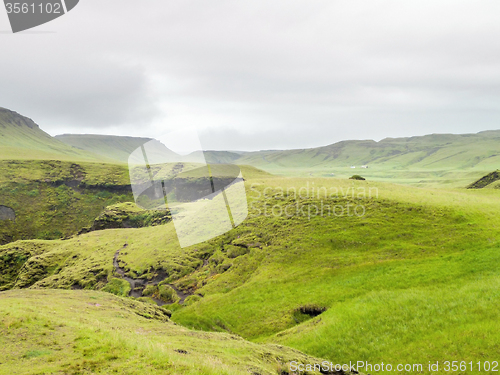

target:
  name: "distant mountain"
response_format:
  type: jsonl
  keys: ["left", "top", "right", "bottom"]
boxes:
{"left": 57, "top": 134, "right": 243, "bottom": 165}
{"left": 3, "top": 106, "right": 500, "bottom": 177}
{"left": 0, "top": 108, "right": 106, "bottom": 162}
{"left": 236, "top": 131, "right": 500, "bottom": 172}
{"left": 187, "top": 150, "right": 242, "bottom": 164}
{"left": 56, "top": 134, "right": 153, "bottom": 164}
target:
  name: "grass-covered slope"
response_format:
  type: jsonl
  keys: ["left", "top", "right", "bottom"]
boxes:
{"left": 2, "top": 174, "right": 500, "bottom": 372}
{"left": 168, "top": 179, "right": 500, "bottom": 369}
{"left": 56, "top": 134, "right": 153, "bottom": 164}
{"left": 0, "top": 160, "right": 132, "bottom": 244}
{"left": 0, "top": 108, "right": 107, "bottom": 162}
{"left": 0, "top": 289, "right": 343, "bottom": 375}
{"left": 238, "top": 131, "right": 500, "bottom": 171}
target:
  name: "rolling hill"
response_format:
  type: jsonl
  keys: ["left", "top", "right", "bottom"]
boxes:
{"left": 54, "top": 129, "right": 500, "bottom": 186}
{"left": 2, "top": 173, "right": 500, "bottom": 373}
{"left": 237, "top": 131, "right": 500, "bottom": 171}
{"left": 0, "top": 108, "right": 108, "bottom": 162}
{"left": 56, "top": 134, "right": 244, "bottom": 165}
{"left": 232, "top": 131, "right": 500, "bottom": 186}
{"left": 56, "top": 134, "right": 153, "bottom": 164}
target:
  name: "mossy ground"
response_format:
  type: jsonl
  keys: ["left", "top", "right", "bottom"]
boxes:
{"left": 90, "top": 202, "right": 171, "bottom": 231}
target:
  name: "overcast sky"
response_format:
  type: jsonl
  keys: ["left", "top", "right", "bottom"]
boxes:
{"left": 1, "top": 1, "right": 500, "bottom": 151}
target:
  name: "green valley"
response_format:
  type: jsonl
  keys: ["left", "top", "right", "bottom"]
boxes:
{"left": 1, "top": 108, "right": 500, "bottom": 374}
{"left": 3, "top": 2, "right": 500, "bottom": 373}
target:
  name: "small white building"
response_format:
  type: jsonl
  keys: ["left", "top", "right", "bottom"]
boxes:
{"left": 361, "top": 165, "right": 368, "bottom": 169}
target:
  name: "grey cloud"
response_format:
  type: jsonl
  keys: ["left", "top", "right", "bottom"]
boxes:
{"left": 0, "top": 58, "right": 159, "bottom": 130}
{"left": 0, "top": 0, "right": 499, "bottom": 149}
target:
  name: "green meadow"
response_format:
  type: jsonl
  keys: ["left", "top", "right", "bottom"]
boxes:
{"left": 171, "top": 179, "right": 500, "bottom": 367}
{"left": 2, "top": 164, "right": 500, "bottom": 373}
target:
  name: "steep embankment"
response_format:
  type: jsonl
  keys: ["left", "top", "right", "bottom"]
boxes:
{"left": 0, "top": 160, "right": 133, "bottom": 244}
{"left": 0, "top": 159, "right": 270, "bottom": 244}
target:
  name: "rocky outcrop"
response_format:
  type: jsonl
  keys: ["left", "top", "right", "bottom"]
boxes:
{"left": 0, "top": 205, "right": 15, "bottom": 221}
{"left": 467, "top": 170, "right": 500, "bottom": 189}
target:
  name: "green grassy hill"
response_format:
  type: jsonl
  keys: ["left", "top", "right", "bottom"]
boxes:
{"left": 0, "top": 289, "right": 340, "bottom": 375}
{"left": 2, "top": 171, "right": 500, "bottom": 373}
{"left": 56, "top": 134, "right": 153, "bottom": 164}
{"left": 0, "top": 108, "right": 108, "bottom": 162}
{"left": 238, "top": 131, "right": 500, "bottom": 170}
{"left": 171, "top": 179, "right": 500, "bottom": 368}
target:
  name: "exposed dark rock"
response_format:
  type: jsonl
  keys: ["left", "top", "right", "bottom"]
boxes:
{"left": 0, "top": 205, "right": 15, "bottom": 221}
{"left": 111, "top": 246, "right": 195, "bottom": 306}
{"left": 467, "top": 170, "right": 500, "bottom": 189}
